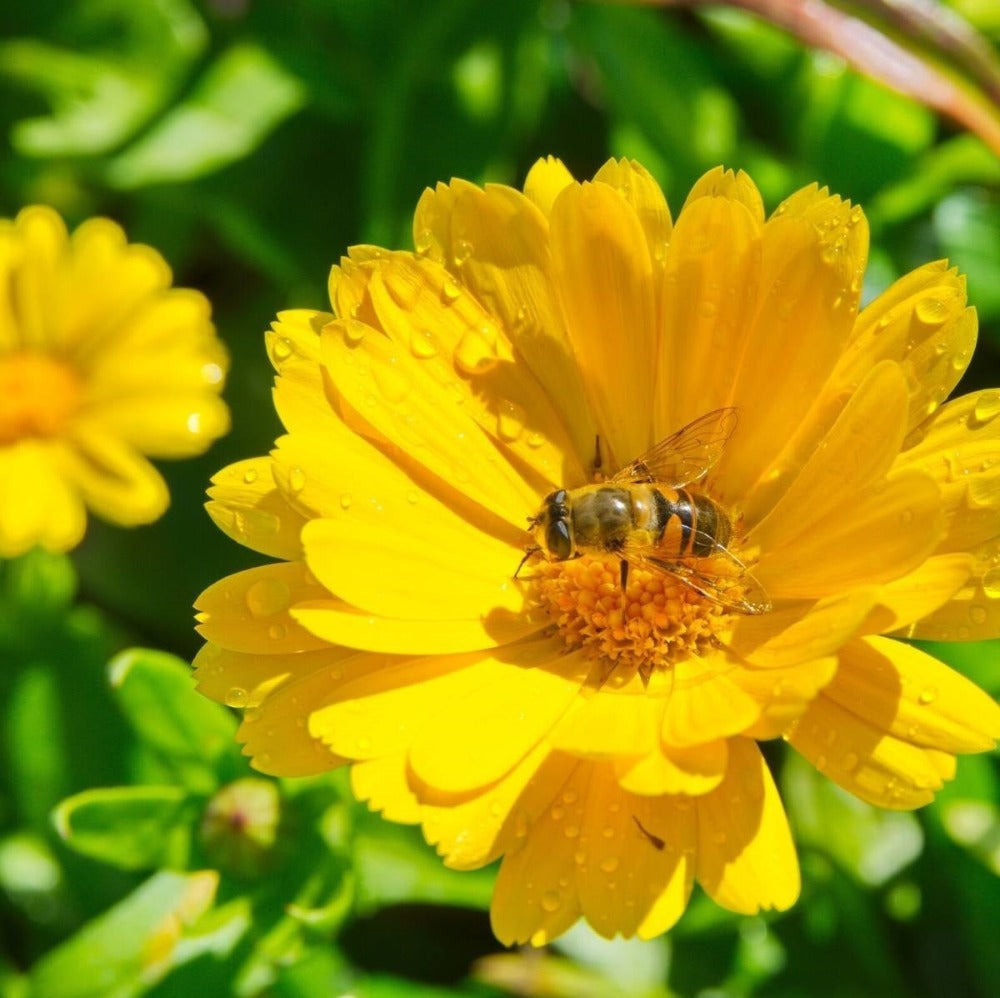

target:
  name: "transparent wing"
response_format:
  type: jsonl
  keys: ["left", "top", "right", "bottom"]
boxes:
{"left": 632, "top": 529, "right": 771, "bottom": 616}
{"left": 610, "top": 408, "right": 738, "bottom": 487}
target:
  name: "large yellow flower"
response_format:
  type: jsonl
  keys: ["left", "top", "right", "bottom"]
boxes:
{"left": 195, "top": 159, "right": 1000, "bottom": 944}
{"left": 0, "top": 205, "right": 229, "bottom": 556}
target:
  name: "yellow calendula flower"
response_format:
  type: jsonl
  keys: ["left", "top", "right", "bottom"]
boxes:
{"left": 195, "top": 159, "right": 1000, "bottom": 944}
{"left": 0, "top": 205, "right": 229, "bottom": 556}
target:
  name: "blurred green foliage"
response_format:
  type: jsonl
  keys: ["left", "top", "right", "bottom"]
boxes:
{"left": 0, "top": 0, "right": 999, "bottom": 995}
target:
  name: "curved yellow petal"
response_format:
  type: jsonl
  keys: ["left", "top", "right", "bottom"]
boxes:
{"left": 550, "top": 684, "right": 660, "bottom": 758}
{"left": 5, "top": 206, "right": 69, "bottom": 349}
{"left": 205, "top": 456, "right": 306, "bottom": 561}
{"left": 593, "top": 158, "right": 673, "bottom": 260}
{"left": 826, "top": 637, "right": 1000, "bottom": 754}
{"left": 549, "top": 181, "right": 658, "bottom": 470}
{"left": 412, "top": 180, "right": 596, "bottom": 468}
{"left": 788, "top": 693, "right": 955, "bottom": 809}
{"left": 661, "top": 654, "right": 761, "bottom": 746}
{"left": 656, "top": 193, "right": 762, "bottom": 439}
{"left": 755, "top": 471, "right": 944, "bottom": 599}
{"left": 195, "top": 562, "right": 333, "bottom": 654}
{"left": 615, "top": 739, "right": 728, "bottom": 796}
{"left": 682, "top": 166, "right": 765, "bottom": 224}
{"left": 695, "top": 738, "right": 800, "bottom": 914}
{"left": 711, "top": 187, "right": 868, "bottom": 513}
{"left": 351, "top": 754, "right": 423, "bottom": 824}
{"left": 409, "top": 642, "right": 590, "bottom": 796}
{"left": 735, "top": 656, "right": 838, "bottom": 740}
{"left": 868, "top": 553, "right": 974, "bottom": 636}
{"left": 522, "top": 156, "right": 575, "bottom": 216}
{"left": 58, "top": 427, "right": 169, "bottom": 526}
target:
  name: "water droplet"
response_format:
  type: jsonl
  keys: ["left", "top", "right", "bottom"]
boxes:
{"left": 442, "top": 275, "right": 463, "bottom": 302}
{"left": 406, "top": 490, "right": 419, "bottom": 505}
{"left": 526, "top": 431, "right": 544, "bottom": 448}
{"left": 540, "top": 890, "right": 561, "bottom": 913}
{"left": 225, "top": 687, "right": 248, "bottom": 708}
{"left": 564, "top": 824, "right": 580, "bottom": 839}
{"left": 272, "top": 337, "right": 293, "bottom": 361}
{"left": 815, "top": 754, "right": 828, "bottom": 771}
{"left": 550, "top": 805, "right": 565, "bottom": 821}
{"left": 246, "top": 578, "right": 291, "bottom": 618}
{"left": 256, "top": 752, "right": 272, "bottom": 769}
{"left": 288, "top": 467, "right": 306, "bottom": 493}
{"left": 268, "top": 623, "right": 287, "bottom": 640}
{"left": 414, "top": 227, "right": 433, "bottom": 255}
{"left": 918, "top": 686, "right": 938, "bottom": 705}
{"left": 339, "top": 493, "right": 353, "bottom": 510}
{"left": 841, "top": 752, "right": 859, "bottom": 772}
{"left": 970, "top": 605, "right": 988, "bottom": 625}
{"left": 453, "top": 240, "right": 473, "bottom": 267}
{"left": 915, "top": 297, "right": 949, "bottom": 328}
{"left": 699, "top": 300, "right": 717, "bottom": 319}
{"left": 973, "top": 391, "right": 1000, "bottom": 425}
{"left": 957, "top": 625, "right": 971, "bottom": 640}
{"left": 242, "top": 468, "right": 259, "bottom": 484}
{"left": 562, "top": 789, "right": 578, "bottom": 805}
{"left": 454, "top": 323, "right": 499, "bottom": 375}
{"left": 602, "top": 825, "right": 615, "bottom": 839}
{"left": 600, "top": 856, "right": 620, "bottom": 873}
{"left": 344, "top": 319, "right": 368, "bottom": 344}
{"left": 573, "top": 849, "right": 587, "bottom": 866}
{"left": 410, "top": 328, "right": 436, "bottom": 358}
{"left": 497, "top": 399, "right": 527, "bottom": 442}
{"left": 329, "top": 667, "right": 343, "bottom": 681}
{"left": 982, "top": 567, "right": 1000, "bottom": 598}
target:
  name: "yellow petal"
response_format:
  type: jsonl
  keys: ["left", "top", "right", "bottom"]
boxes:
{"left": 412, "top": 181, "right": 597, "bottom": 470}
{"left": 711, "top": 187, "right": 868, "bottom": 513}
{"left": 656, "top": 193, "right": 762, "bottom": 439}
{"left": 292, "top": 597, "right": 541, "bottom": 655}
{"left": 750, "top": 360, "right": 909, "bottom": 552}
{"left": 868, "top": 553, "right": 974, "bottom": 636}
{"left": 409, "top": 641, "right": 590, "bottom": 796}
{"left": 695, "top": 738, "right": 800, "bottom": 913}
{"left": 6, "top": 206, "right": 69, "bottom": 349}
{"left": 0, "top": 441, "right": 86, "bottom": 556}
{"left": 522, "top": 156, "right": 575, "bottom": 216}
{"left": 58, "top": 427, "right": 169, "bottom": 526}
{"left": 549, "top": 181, "right": 657, "bottom": 470}
{"left": 661, "top": 654, "right": 761, "bottom": 746}
{"left": 205, "top": 457, "right": 306, "bottom": 561}
{"left": 550, "top": 685, "right": 660, "bottom": 757}
{"left": 729, "top": 587, "right": 877, "bottom": 667}
{"left": 736, "top": 656, "right": 838, "bottom": 740}
{"left": 788, "top": 693, "right": 954, "bottom": 809}
{"left": 615, "top": 739, "right": 728, "bottom": 796}
{"left": 826, "top": 637, "right": 1000, "bottom": 754}
{"left": 836, "top": 261, "right": 974, "bottom": 428}
{"left": 195, "top": 562, "right": 333, "bottom": 654}
{"left": 593, "top": 158, "right": 673, "bottom": 260}
{"left": 682, "top": 166, "right": 765, "bottom": 224}
{"left": 423, "top": 742, "right": 557, "bottom": 869}
{"left": 755, "top": 471, "right": 944, "bottom": 599}
{"left": 351, "top": 754, "right": 423, "bottom": 824}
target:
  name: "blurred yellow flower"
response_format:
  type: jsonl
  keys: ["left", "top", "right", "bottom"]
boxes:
{"left": 195, "top": 159, "right": 1000, "bottom": 944}
{"left": 0, "top": 206, "right": 229, "bottom": 556}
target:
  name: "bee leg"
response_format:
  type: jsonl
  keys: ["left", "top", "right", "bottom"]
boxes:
{"left": 619, "top": 558, "right": 629, "bottom": 593}
{"left": 592, "top": 434, "right": 604, "bottom": 482}
{"left": 514, "top": 545, "right": 541, "bottom": 579}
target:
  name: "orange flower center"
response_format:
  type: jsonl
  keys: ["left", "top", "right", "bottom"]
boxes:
{"left": 0, "top": 352, "right": 81, "bottom": 445}
{"left": 530, "top": 554, "right": 733, "bottom": 682}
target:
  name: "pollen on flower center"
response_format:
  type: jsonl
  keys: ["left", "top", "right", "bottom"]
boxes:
{"left": 530, "top": 554, "right": 732, "bottom": 679}
{"left": 0, "top": 352, "right": 81, "bottom": 445}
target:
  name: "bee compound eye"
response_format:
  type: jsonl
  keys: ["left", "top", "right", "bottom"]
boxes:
{"left": 546, "top": 519, "right": 573, "bottom": 561}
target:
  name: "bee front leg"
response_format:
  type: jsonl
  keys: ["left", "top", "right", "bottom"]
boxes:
{"left": 514, "top": 545, "right": 541, "bottom": 579}
{"left": 619, "top": 558, "right": 629, "bottom": 593}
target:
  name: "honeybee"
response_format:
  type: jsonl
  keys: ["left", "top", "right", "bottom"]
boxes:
{"left": 517, "top": 408, "right": 771, "bottom": 615}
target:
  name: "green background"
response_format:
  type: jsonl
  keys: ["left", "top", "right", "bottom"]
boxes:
{"left": 1, "top": 1, "right": 999, "bottom": 995}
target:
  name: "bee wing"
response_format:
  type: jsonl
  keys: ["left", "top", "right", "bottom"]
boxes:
{"left": 636, "top": 532, "right": 771, "bottom": 616}
{"left": 610, "top": 408, "right": 738, "bottom": 487}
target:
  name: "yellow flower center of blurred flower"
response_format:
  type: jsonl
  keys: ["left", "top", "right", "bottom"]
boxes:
{"left": 531, "top": 554, "right": 732, "bottom": 681}
{"left": 0, "top": 352, "right": 81, "bottom": 445}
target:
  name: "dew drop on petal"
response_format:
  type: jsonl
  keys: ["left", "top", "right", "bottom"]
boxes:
{"left": 454, "top": 324, "right": 499, "bottom": 375}
{"left": 497, "top": 399, "right": 526, "bottom": 442}
{"left": 918, "top": 686, "right": 938, "bottom": 705}
{"left": 550, "top": 805, "right": 565, "bottom": 821}
{"left": 225, "top": 687, "right": 248, "bottom": 708}
{"left": 339, "top": 493, "right": 353, "bottom": 510}
{"left": 876, "top": 313, "right": 893, "bottom": 331}
{"left": 414, "top": 228, "right": 433, "bottom": 255}
{"left": 406, "top": 490, "right": 419, "bottom": 505}
{"left": 541, "top": 890, "right": 561, "bottom": 913}
{"left": 272, "top": 337, "right": 293, "bottom": 361}
{"left": 242, "top": 468, "right": 259, "bottom": 485}
{"left": 982, "top": 567, "right": 1000, "bottom": 598}
{"left": 246, "top": 578, "right": 291, "bottom": 617}
{"left": 914, "top": 297, "right": 949, "bottom": 328}
{"left": 841, "top": 752, "right": 859, "bottom": 772}
{"left": 564, "top": 824, "right": 580, "bottom": 839}
{"left": 574, "top": 849, "right": 587, "bottom": 866}
{"left": 970, "top": 605, "right": 988, "bottom": 625}
{"left": 442, "top": 275, "right": 463, "bottom": 302}
{"left": 410, "top": 328, "right": 436, "bottom": 358}
{"left": 453, "top": 240, "right": 473, "bottom": 267}
{"left": 973, "top": 391, "right": 1000, "bottom": 425}
{"left": 268, "top": 623, "right": 287, "bottom": 640}
{"left": 600, "top": 856, "right": 619, "bottom": 873}
{"left": 288, "top": 467, "right": 306, "bottom": 493}
{"left": 344, "top": 319, "right": 368, "bottom": 344}
{"left": 526, "top": 431, "right": 544, "bottom": 448}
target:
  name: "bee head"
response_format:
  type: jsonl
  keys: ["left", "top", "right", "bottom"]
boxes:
{"left": 530, "top": 489, "right": 573, "bottom": 562}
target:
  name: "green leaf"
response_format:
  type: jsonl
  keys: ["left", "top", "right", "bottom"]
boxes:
{"left": 0, "top": 0, "right": 206, "bottom": 157}
{"left": 53, "top": 785, "right": 194, "bottom": 871}
{"left": 782, "top": 752, "right": 924, "bottom": 886}
{"left": 108, "top": 648, "right": 238, "bottom": 793}
{"left": 106, "top": 43, "right": 305, "bottom": 188}
{"left": 29, "top": 870, "right": 218, "bottom": 998}
{"left": 2, "top": 549, "right": 76, "bottom": 617}
{"left": 933, "top": 188, "right": 1000, "bottom": 321}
